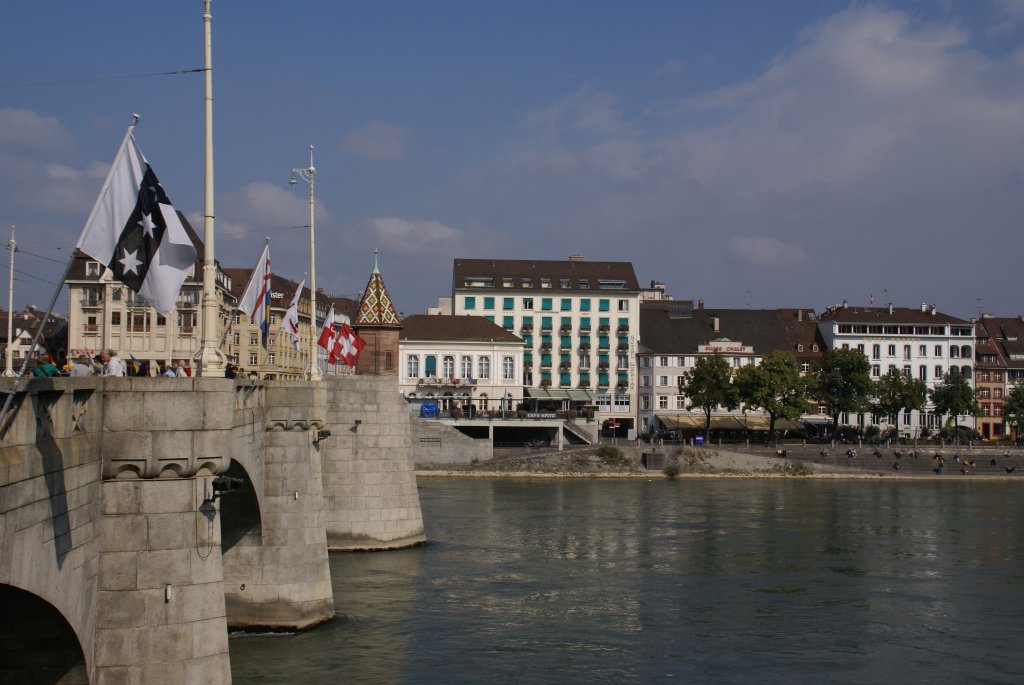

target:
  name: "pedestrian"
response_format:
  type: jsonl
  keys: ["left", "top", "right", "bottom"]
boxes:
{"left": 225, "top": 364, "right": 237, "bottom": 379}
{"left": 69, "top": 354, "right": 95, "bottom": 377}
{"left": 176, "top": 360, "right": 190, "bottom": 378}
{"left": 32, "top": 356, "right": 60, "bottom": 377}
{"left": 162, "top": 364, "right": 176, "bottom": 378}
{"left": 99, "top": 349, "right": 125, "bottom": 377}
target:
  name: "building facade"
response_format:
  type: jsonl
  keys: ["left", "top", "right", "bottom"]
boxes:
{"left": 637, "top": 301, "right": 823, "bottom": 436}
{"left": 817, "top": 303, "right": 976, "bottom": 437}
{"left": 451, "top": 257, "right": 641, "bottom": 427}
{"left": 399, "top": 314, "right": 525, "bottom": 413}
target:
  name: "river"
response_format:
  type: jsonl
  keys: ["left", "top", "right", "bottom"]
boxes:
{"left": 230, "top": 478, "right": 1024, "bottom": 684}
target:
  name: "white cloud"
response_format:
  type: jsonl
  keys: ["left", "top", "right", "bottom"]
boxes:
{"left": 220, "top": 181, "right": 332, "bottom": 229}
{"left": 729, "top": 236, "right": 807, "bottom": 266}
{"left": 186, "top": 211, "right": 247, "bottom": 238}
{"left": 656, "top": 58, "right": 684, "bottom": 76}
{"left": 342, "top": 121, "right": 412, "bottom": 161}
{"left": 368, "top": 217, "right": 462, "bottom": 255}
{"left": 0, "top": 108, "right": 73, "bottom": 150}
{"left": 526, "top": 85, "right": 630, "bottom": 135}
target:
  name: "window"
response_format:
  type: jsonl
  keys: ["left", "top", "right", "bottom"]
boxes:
{"left": 269, "top": 313, "right": 277, "bottom": 325}
{"left": 407, "top": 356, "right": 419, "bottom": 378}
{"left": 232, "top": 333, "right": 240, "bottom": 345}
{"left": 872, "top": 365, "right": 880, "bottom": 377}
{"left": 443, "top": 356, "right": 455, "bottom": 378}
{"left": 523, "top": 297, "right": 534, "bottom": 310}
{"left": 232, "top": 312, "right": 240, "bottom": 324}
{"left": 599, "top": 299, "right": 610, "bottom": 312}
{"left": 425, "top": 355, "right": 437, "bottom": 377}
{"left": 522, "top": 278, "right": 532, "bottom": 288}
{"left": 857, "top": 344, "right": 865, "bottom": 355}
{"left": 676, "top": 396, "right": 686, "bottom": 409}
{"left": 540, "top": 278, "right": 552, "bottom": 289}
{"left": 617, "top": 355, "right": 628, "bottom": 368}
{"left": 675, "top": 375, "right": 685, "bottom": 387}
{"left": 798, "top": 344, "right": 804, "bottom": 352}
{"left": 872, "top": 344, "right": 881, "bottom": 360}
{"left": 903, "top": 365, "right": 911, "bottom": 377}
{"left": 483, "top": 297, "right": 494, "bottom": 310}
{"left": 478, "top": 356, "right": 491, "bottom": 379}
{"left": 618, "top": 299, "right": 629, "bottom": 311}
{"left": 464, "top": 296, "right": 476, "bottom": 310}
{"left": 614, "top": 395, "right": 630, "bottom": 408}
{"left": 503, "top": 316, "right": 514, "bottom": 330}
{"left": 801, "top": 362, "right": 810, "bottom": 372}
{"left": 579, "top": 279, "right": 590, "bottom": 289}
{"left": 658, "top": 395, "right": 669, "bottom": 409}
{"left": 111, "top": 312, "right": 121, "bottom": 326}
{"left": 268, "top": 352, "right": 276, "bottom": 364}
{"left": 919, "top": 345, "right": 927, "bottom": 357}
{"left": 658, "top": 356, "right": 668, "bottom": 367}
{"left": 560, "top": 279, "right": 570, "bottom": 289}
{"left": 903, "top": 345, "right": 912, "bottom": 360}
{"left": 676, "top": 356, "right": 685, "bottom": 366}
{"left": 950, "top": 347, "right": 960, "bottom": 358}
{"left": 919, "top": 365, "right": 927, "bottom": 381}
{"left": 503, "top": 357, "right": 515, "bottom": 380}
{"left": 935, "top": 345, "right": 942, "bottom": 357}
{"left": 640, "top": 357, "right": 651, "bottom": 368}
{"left": 250, "top": 335, "right": 258, "bottom": 346}
{"left": 995, "top": 388, "right": 1003, "bottom": 399}
{"left": 503, "top": 297, "right": 514, "bottom": 310}
{"left": 502, "top": 278, "right": 514, "bottom": 288}
{"left": 888, "top": 345, "right": 896, "bottom": 357}
{"left": 641, "top": 395, "right": 651, "bottom": 410}
{"left": 641, "top": 375, "right": 651, "bottom": 387}
{"left": 658, "top": 376, "right": 668, "bottom": 386}
{"left": 935, "top": 365, "right": 942, "bottom": 379}
{"left": 579, "top": 355, "right": 591, "bottom": 369}
{"left": 561, "top": 298, "right": 572, "bottom": 311}
{"left": 903, "top": 413, "right": 911, "bottom": 426}
{"left": 86, "top": 261, "right": 101, "bottom": 277}
{"left": 460, "top": 356, "right": 473, "bottom": 379}
{"left": 542, "top": 298, "right": 553, "bottom": 311}
{"left": 249, "top": 353, "right": 258, "bottom": 365}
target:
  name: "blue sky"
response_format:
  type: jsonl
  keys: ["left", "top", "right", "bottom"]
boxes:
{"left": 2, "top": 1, "right": 1023, "bottom": 319}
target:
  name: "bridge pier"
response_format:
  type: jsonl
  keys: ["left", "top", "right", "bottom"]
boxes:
{"left": 220, "top": 382, "right": 334, "bottom": 630}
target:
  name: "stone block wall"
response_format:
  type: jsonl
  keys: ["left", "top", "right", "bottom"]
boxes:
{"left": 410, "top": 418, "right": 493, "bottom": 464}
{"left": 94, "top": 476, "right": 230, "bottom": 685}
{"left": 220, "top": 381, "right": 334, "bottom": 629}
{"left": 321, "top": 375, "right": 425, "bottom": 550}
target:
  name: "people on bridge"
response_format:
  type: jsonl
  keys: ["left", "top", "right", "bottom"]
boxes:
{"left": 32, "top": 356, "right": 60, "bottom": 377}
{"left": 99, "top": 350, "right": 125, "bottom": 377}
{"left": 69, "top": 354, "right": 95, "bottom": 377}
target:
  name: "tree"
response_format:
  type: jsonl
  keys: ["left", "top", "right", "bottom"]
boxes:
{"left": 814, "top": 348, "right": 873, "bottom": 438}
{"left": 872, "top": 368, "right": 927, "bottom": 434}
{"left": 735, "top": 350, "right": 809, "bottom": 443}
{"left": 929, "top": 369, "right": 979, "bottom": 437}
{"left": 680, "top": 355, "right": 739, "bottom": 441}
{"left": 1004, "top": 382, "right": 1024, "bottom": 442}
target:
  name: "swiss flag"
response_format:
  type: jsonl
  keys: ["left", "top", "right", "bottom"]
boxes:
{"left": 317, "top": 305, "right": 336, "bottom": 351}
{"left": 332, "top": 323, "right": 366, "bottom": 367}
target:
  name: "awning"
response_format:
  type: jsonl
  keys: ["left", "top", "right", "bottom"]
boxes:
{"left": 525, "top": 388, "right": 551, "bottom": 399}
{"left": 710, "top": 416, "right": 747, "bottom": 430}
{"left": 656, "top": 415, "right": 705, "bottom": 429}
{"left": 776, "top": 418, "right": 805, "bottom": 431}
{"left": 802, "top": 416, "right": 833, "bottom": 425}
{"left": 567, "top": 390, "right": 596, "bottom": 402}
{"left": 742, "top": 415, "right": 771, "bottom": 430}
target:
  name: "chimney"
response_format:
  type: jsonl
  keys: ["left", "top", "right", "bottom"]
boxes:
{"left": 568, "top": 255, "right": 583, "bottom": 262}
{"left": 797, "top": 309, "right": 803, "bottom": 322}
{"left": 697, "top": 299, "right": 704, "bottom": 310}
{"left": 888, "top": 304, "right": 893, "bottom": 315}
{"left": 712, "top": 316, "right": 720, "bottom": 333}
{"left": 842, "top": 299, "right": 848, "bottom": 309}
{"left": 921, "top": 302, "right": 927, "bottom": 313}
{"left": 930, "top": 304, "right": 936, "bottom": 316}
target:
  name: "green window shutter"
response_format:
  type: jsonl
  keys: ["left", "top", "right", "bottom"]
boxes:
{"left": 599, "top": 299, "right": 610, "bottom": 312}
{"left": 465, "top": 296, "right": 476, "bottom": 310}
{"left": 580, "top": 299, "right": 591, "bottom": 311}
{"left": 485, "top": 315, "right": 494, "bottom": 322}
{"left": 503, "top": 297, "right": 514, "bottom": 310}
{"left": 484, "top": 297, "right": 494, "bottom": 310}
{"left": 561, "top": 298, "right": 571, "bottom": 311}
{"left": 542, "top": 317, "right": 552, "bottom": 330}
{"left": 541, "top": 298, "right": 553, "bottom": 311}
{"left": 503, "top": 316, "right": 514, "bottom": 329}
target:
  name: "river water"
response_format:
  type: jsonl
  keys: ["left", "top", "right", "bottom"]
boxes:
{"left": 230, "top": 478, "right": 1024, "bottom": 684}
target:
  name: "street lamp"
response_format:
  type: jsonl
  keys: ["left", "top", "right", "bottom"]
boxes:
{"left": 290, "top": 145, "right": 321, "bottom": 381}
{"left": 4, "top": 226, "right": 15, "bottom": 377}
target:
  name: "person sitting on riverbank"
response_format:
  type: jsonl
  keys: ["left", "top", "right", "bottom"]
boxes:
{"left": 1007, "top": 466, "right": 1017, "bottom": 474}
{"left": 893, "top": 462, "right": 901, "bottom": 471}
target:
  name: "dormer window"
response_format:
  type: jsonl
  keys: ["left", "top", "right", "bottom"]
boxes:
{"left": 797, "top": 344, "right": 804, "bottom": 352}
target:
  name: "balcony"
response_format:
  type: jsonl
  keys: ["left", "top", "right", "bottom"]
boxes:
{"left": 617, "top": 324, "right": 630, "bottom": 333}
{"left": 597, "top": 362, "right": 610, "bottom": 372}
{"left": 578, "top": 380, "right": 590, "bottom": 388}
{"left": 598, "top": 325, "right": 610, "bottom": 334}
{"left": 539, "top": 342, "right": 552, "bottom": 352}
{"left": 560, "top": 343, "right": 573, "bottom": 352}
{"left": 83, "top": 324, "right": 98, "bottom": 333}
{"left": 616, "top": 380, "right": 629, "bottom": 389}
{"left": 617, "top": 342, "right": 629, "bottom": 352}
{"left": 559, "top": 361, "right": 571, "bottom": 370}
{"left": 81, "top": 299, "right": 102, "bottom": 308}
{"left": 579, "top": 325, "right": 592, "bottom": 334}
{"left": 560, "top": 324, "right": 572, "bottom": 334}
{"left": 523, "top": 361, "right": 533, "bottom": 370}
{"left": 540, "top": 379, "right": 552, "bottom": 388}
{"left": 521, "top": 324, "right": 533, "bottom": 334}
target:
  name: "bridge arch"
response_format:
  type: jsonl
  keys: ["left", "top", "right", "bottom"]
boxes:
{"left": 219, "top": 459, "right": 263, "bottom": 553}
{"left": 0, "top": 584, "right": 88, "bottom": 684}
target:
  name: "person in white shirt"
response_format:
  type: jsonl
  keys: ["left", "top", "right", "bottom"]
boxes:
{"left": 99, "top": 350, "right": 125, "bottom": 377}
{"left": 69, "top": 354, "right": 95, "bottom": 377}
{"left": 175, "top": 360, "right": 190, "bottom": 377}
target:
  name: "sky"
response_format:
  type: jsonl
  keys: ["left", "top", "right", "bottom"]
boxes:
{"left": 2, "top": 1, "right": 1024, "bottom": 320}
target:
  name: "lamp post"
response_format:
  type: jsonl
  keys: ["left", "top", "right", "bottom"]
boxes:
{"left": 196, "top": 0, "right": 225, "bottom": 376}
{"left": 4, "top": 226, "right": 15, "bottom": 377}
{"left": 290, "top": 145, "right": 321, "bottom": 380}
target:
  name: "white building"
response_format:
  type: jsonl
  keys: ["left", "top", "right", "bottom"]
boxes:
{"left": 450, "top": 257, "right": 642, "bottom": 429}
{"left": 399, "top": 314, "right": 525, "bottom": 413}
{"left": 817, "top": 303, "right": 976, "bottom": 437}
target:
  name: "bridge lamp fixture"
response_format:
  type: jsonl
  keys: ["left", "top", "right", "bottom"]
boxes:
{"left": 313, "top": 429, "right": 331, "bottom": 446}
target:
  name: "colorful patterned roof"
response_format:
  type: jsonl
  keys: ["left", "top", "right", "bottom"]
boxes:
{"left": 355, "top": 250, "right": 402, "bottom": 328}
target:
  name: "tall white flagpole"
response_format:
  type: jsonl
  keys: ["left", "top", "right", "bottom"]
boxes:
{"left": 197, "top": 0, "right": 225, "bottom": 376}
{"left": 4, "top": 226, "right": 16, "bottom": 377}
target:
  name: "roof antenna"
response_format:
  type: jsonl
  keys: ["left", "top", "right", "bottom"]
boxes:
{"left": 746, "top": 290, "right": 751, "bottom": 309}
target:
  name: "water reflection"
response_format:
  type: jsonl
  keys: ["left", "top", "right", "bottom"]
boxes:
{"left": 231, "top": 479, "right": 1024, "bottom": 685}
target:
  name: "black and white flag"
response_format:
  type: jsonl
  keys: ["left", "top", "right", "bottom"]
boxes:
{"left": 76, "top": 132, "right": 197, "bottom": 315}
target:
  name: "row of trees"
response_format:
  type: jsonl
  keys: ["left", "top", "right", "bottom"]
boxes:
{"left": 677, "top": 348, "right": 1024, "bottom": 442}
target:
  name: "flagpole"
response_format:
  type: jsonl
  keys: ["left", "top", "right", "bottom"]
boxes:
{"left": 4, "top": 226, "right": 16, "bottom": 377}
{"left": 196, "top": 0, "right": 225, "bottom": 377}
{"left": 0, "top": 115, "right": 141, "bottom": 427}
{"left": 291, "top": 146, "right": 321, "bottom": 381}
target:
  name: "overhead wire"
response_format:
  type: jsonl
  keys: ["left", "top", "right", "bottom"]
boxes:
{"left": 0, "top": 67, "right": 207, "bottom": 90}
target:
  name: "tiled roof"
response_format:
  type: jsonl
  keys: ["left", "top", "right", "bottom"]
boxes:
{"left": 639, "top": 303, "right": 824, "bottom": 359}
{"left": 355, "top": 252, "right": 402, "bottom": 328}
{"left": 452, "top": 258, "right": 640, "bottom": 292}
{"left": 817, "top": 306, "right": 969, "bottom": 325}
{"left": 399, "top": 315, "right": 524, "bottom": 343}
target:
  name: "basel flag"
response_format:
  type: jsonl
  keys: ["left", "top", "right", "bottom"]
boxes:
{"left": 76, "top": 131, "right": 196, "bottom": 315}
{"left": 238, "top": 242, "right": 271, "bottom": 348}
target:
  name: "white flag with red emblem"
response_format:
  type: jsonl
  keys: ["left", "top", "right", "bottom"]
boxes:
{"left": 279, "top": 278, "right": 304, "bottom": 351}
{"left": 331, "top": 323, "right": 366, "bottom": 367}
{"left": 316, "top": 304, "right": 336, "bottom": 352}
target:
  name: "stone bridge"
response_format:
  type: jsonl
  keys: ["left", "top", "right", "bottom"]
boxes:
{"left": 0, "top": 375, "right": 424, "bottom": 685}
